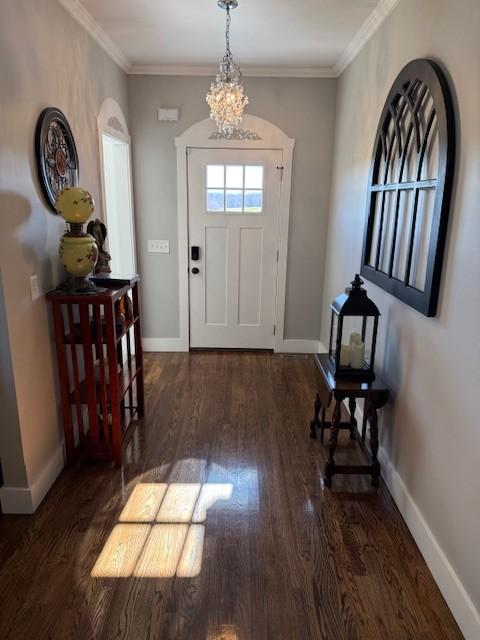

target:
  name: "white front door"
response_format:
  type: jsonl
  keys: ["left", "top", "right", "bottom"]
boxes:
{"left": 188, "top": 148, "right": 282, "bottom": 349}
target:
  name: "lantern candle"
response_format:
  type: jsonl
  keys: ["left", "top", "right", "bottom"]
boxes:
{"left": 350, "top": 332, "right": 362, "bottom": 347}
{"left": 328, "top": 275, "right": 380, "bottom": 381}
{"left": 340, "top": 344, "right": 351, "bottom": 366}
{"left": 351, "top": 340, "right": 365, "bottom": 369}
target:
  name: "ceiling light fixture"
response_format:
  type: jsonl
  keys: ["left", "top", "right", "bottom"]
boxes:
{"left": 206, "top": 0, "right": 249, "bottom": 139}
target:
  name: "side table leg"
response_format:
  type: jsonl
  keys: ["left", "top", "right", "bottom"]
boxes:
{"left": 323, "top": 400, "right": 341, "bottom": 488}
{"left": 320, "top": 406, "right": 326, "bottom": 444}
{"left": 348, "top": 397, "right": 357, "bottom": 440}
{"left": 309, "top": 393, "right": 322, "bottom": 440}
{"left": 361, "top": 399, "right": 369, "bottom": 443}
{"left": 369, "top": 405, "right": 381, "bottom": 487}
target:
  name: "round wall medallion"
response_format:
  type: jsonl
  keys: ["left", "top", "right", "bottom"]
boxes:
{"left": 35, "top": 107, "right": 79, "bottom": 213}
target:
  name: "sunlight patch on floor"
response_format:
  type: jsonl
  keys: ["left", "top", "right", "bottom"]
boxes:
{"left": 193, "top": 484, "right": 233, "bottom": 523}
{"left": 119, "top": 483, "right": 168, "bottom": 523}
{"left": 134, "top": 524, "right": 189, "bottom": 578}
{"left": 91, "top": 524, "right": 150, "bottom": 578}
{"left": 91, "top": 482, "right": 232, "bottom": 579}
{"left": 176, "top": 524, "right": 205, "bottom": 578}
{"left": 156, "top": 483, "right": 202, "bottom": 523}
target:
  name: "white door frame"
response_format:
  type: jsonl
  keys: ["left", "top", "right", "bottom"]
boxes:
{"left": 175, "top": 114, "right": 295, "bottom": 352}
{"left": 97, "top": 97, "right": 137, "bottom": 271}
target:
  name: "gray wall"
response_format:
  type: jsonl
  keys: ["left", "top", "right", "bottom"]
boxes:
{"left": 128, "top": 75, "right": 337, "bottom": 341}
{"left": 0, "top": 271, "right": 26, "bottom": 487}
{"left": 321, "top": 0, "right": 480, "bottom": 618}
{"left": 0, "top": 0, "right": 128, "bottom": 492}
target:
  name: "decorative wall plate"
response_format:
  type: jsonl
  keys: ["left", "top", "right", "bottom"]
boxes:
{"left": 35, "top": 107, "right": 79, "bottom": 213}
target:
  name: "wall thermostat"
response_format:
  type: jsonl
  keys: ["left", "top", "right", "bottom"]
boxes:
{"left": 158, "top": 108, "right": 179, "bottom": 122}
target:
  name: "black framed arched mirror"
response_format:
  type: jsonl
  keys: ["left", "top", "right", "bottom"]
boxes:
{"left": 361, "top": 59, "right": 455, "bottom": 317}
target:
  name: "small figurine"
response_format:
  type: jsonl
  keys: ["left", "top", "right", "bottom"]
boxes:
{"left": 87, "top": 218, "right": 112, "bottom": 274}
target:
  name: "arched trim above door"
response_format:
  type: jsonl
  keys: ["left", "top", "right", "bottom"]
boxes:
{"left": 173, "top": 115, "right": 295, "bottom": 353}
{"left": 98, "top": 97, "right": 130, "bottom": 143}
{"left": 175, "top": 114, "right": 295, "bottom": 150}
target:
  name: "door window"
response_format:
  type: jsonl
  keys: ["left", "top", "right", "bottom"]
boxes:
{"left": 206, "top": 164, "right": 264, "bottom": 214}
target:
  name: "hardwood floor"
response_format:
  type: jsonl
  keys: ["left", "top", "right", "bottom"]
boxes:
{"left": 0, "top": 352, "right": 463, "bottom": 640}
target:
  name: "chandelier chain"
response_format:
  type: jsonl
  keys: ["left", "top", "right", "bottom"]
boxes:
{"left": 224, "top": 8, "right": 231, "bottom": 62}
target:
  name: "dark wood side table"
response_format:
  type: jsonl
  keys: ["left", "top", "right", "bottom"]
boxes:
{"left": 310, "top": 354, "right": 390, "bottom": 487}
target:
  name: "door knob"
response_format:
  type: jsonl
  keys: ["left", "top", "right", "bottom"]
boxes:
{"left": 191, "top": 267, "right": 200, "bottom": 274}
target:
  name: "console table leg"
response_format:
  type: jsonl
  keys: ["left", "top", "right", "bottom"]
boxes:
{"left": 320, "top": 406, "right": 326, "bottom": 444}
{"left": 348, "top": 397, "right": 357, "bottom": 440}
{"left": 369, "top": 405, "right": 381, "bottom": 487}
{"left": 310, "top": 393, "right": 321, "bottom": 440}
{"left": 362, "top": 399, "right": 369, "bottom": 443}
{"left": 323, "top": 400, "right": 341, "bottom": 487}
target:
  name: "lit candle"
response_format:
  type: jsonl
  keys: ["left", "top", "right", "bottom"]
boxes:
{"left": 351, "top": 341, "right": 365, "bottom": 369}
{"left": 339, "top": 344, "right": 351, "bottom": 366}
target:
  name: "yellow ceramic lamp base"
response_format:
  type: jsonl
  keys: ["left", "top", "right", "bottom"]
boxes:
{"left": 54, "top": 187, "right": 101, "bottom": 294}
{"left": 59, "top": 235, "right": 98, "bottom": 278}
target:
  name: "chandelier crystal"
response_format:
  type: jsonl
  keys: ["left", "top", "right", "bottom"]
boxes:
{"left": 206, "top": 0, "right": 249, "bottom": 137}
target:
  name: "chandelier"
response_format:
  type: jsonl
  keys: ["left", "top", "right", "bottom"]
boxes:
{"left": 206, "top": 0, "right": 249, "bottom": 137}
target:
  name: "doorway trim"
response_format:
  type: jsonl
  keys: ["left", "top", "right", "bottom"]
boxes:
{"left": 97, "top": 98, "right": 137, "bottom": 271}
{"left": 175, "top": 114, "right": 295, "bottom": 352}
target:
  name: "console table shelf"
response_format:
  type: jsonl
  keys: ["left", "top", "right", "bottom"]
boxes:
{"left": 47, "top": 276, "right": 144, "bottom": 466}
{"left": 62, "top": 316, "right": 140, "bottom": 345}
{"left": 67, "top": 361, "right": 142, "bottom": 405}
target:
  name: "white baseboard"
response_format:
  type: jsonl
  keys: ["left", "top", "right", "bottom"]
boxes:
{"left": 0, "top": 442, "right": 65, "bottom": 514}
{"left": 347, "top": 402, "right": 480, "bottom": 640}
{"left": 143, "top": 338, "right": 325, "bottom": 355}
{"left": 0, "top": 486, "right": 36, "bottom": 514}
{"left": 142, "top": 337, "right": 189, "bottom": 352}
{"left": 379, "top": 448, "right": 480, "bottom": 639}
{"left": 275, "top": 339, "right": 322, "bottom": 354}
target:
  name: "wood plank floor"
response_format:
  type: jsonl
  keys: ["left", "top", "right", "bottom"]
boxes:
{"left": 0, "top": 352, "right": 463, "bottom": 640}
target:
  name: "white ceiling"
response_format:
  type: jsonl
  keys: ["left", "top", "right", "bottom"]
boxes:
{"left": 62, "top": 0, "right": 400, "bottom": 76}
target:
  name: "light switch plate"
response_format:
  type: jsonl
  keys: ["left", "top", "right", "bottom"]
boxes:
{"left": 148, "top": 239, "right": 170, "bottom": 254}
{"left": 30, "top": 274, "right": 40, "bottom": 300}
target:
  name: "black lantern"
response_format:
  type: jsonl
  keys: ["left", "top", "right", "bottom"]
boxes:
{"left": 328, "top": 274, "right": 380, "bottom": 382}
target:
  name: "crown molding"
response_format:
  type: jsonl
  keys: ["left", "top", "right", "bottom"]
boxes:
{"left": 57, "top": 0, "right": 131, "bottom": 72}
{"left": 333, "top": 0, "right": 402, "bottom": 76}
{"left": 128, "top": 64, "right": 336, "bottom": 78}
{"left": 56, "top": 0, "right": 402, "bottom": 79}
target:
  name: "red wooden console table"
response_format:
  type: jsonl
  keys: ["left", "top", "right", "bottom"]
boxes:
{"left": 47, "top": 275, "right": 144, "bottom": 466}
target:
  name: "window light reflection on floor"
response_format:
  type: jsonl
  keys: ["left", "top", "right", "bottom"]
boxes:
{"left": 119, "top": 483, "right": 168, "bottom": 523}
{"left": 176, "top": 524, "right": 205, "bottom": 578}
{"left": 91, "top": 483, "right": 233, "bottom": 579}
{"left": 134, "top": 524, "right": 189, "bottom": 578}
{"left": 156, "top": 483, "right": 202, "bottom": 523}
